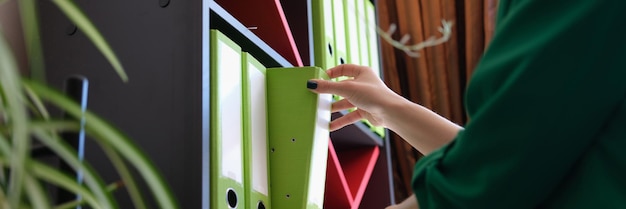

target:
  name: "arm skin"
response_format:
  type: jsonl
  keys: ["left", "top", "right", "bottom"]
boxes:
{"left": 308, "top": 64, "right": 462, "bottom": 155}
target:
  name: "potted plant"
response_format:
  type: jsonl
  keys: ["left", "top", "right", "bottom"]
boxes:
{"left": 0, "top": 0, "right": 178, "bottom": 208}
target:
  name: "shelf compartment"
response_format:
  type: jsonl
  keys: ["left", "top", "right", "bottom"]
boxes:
{"left": 324, "top": 140, "right": 354, "bottom": 208}
{"left": 324, "top": 140, "right": 380, "bottom": 209}
{"left": 213, "top": 0, "right": 303, "bottom": 67}
{"left": 208, "top": 0, "right": 292, "bottom": 68}
{"left": 337, "top": 145, "right": 380, "bottom": 208}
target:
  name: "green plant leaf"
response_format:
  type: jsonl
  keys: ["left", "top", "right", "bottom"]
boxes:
{"left": 0, "top": 25, "right": 30, "bottom": 209}
{"left": 99, "top": 142, "right": 147, "bottom": 209}
{"left": 0, "top": 134, "right": 101, "bottom": 209}
{"left": 25, "top": 80, "right": 179, "bottom": 209}
{"left": 31, "top": 128, "right": 117, "bottom": 209}
{"left": 50, "top": 0, "right": 128, "bottom": 82}
{"left": 0, "top": 188, "right": 9, "bottom": 209}
{"left": 24, "top": 84, "right": 50, "bottom": 120}
{"left": 18, "top": 0, "right": 46, "bottom": 83}
{"left": 53, "top": 181, "right": 121, "bottom": 209}
{"left": 29, "top": 160, "right": 104, "bottom": 209}
{"left": 29, "top": 120, "right": 80, "bottom": 133}
{"left": 24, "top": 174, "right": 51, "bottom": 209}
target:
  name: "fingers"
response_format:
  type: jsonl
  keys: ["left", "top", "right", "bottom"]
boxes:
{"left": 331, "top": 99, "right": 355, "bottom": 113}
{"left": 326, "top": 64, "right": 371, "bottom": 79}
{"left": 306, "top": 79, "right": 354, "bottom": 98}
{"left": 329, "top": 110, "right": 362, "bottom": 131}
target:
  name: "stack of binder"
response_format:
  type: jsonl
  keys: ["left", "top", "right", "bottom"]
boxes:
{"left": 311, "top": 0, "right": 385, "bottom": 138}
{"left": 211, "top": 29, "right": 333, "bottom": 209}
{"left": 210, "top": 30, "right": 274, "bottom": 209}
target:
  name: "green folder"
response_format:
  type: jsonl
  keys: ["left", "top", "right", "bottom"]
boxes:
{"left": 267, "top": 67, "right": 332, "bottom": 209}
{"left": 311, "top": 0, "right": 337, "bottom": 71}
{"left": 242, "top": 52, "right": 271, "bottom": 209}
{"left": 344, "top": 0, "right": 361, "bottom": 65}
{"left": 332, "top": 0, "right": 348, "bottom": 66}
{"left": 357, "top": 0, "right": 370, "bottom": 66}
{"left": 210, "top": 29, "right": 246, "bottom": 209}
{"left": 366, "top": 1, "right": 381, "bottom": 79}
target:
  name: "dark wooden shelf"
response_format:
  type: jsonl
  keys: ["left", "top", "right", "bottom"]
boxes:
{"left": 208, "top": 1, "right": 293, "bottom": 68}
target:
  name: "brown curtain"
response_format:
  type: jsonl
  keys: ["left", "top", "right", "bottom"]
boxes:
{"left": 377, "top": 0, "right": 497, "bottom": 201}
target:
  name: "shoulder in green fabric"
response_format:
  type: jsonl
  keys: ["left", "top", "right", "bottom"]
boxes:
{"left": 412, "top": 0, "right": 626, "bottom": 208}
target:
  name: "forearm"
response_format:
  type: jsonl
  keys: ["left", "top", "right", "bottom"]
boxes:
{"left": 383, "top": 97, "right": 462, "bottom": 155}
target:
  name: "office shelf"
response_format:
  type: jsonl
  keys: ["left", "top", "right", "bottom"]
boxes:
{"left": 38, "top": 0, "right": 393, "bottom": 208}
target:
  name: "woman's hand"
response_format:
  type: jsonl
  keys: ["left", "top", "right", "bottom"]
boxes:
{"left": 308, "top": 64, "right": 462, "bottom": 155}
{"left": 307, "top": 64, "right": 407, "bottom": 131}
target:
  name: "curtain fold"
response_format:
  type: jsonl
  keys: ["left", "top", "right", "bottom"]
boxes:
{"left": 377, "top": 0, "right": 497, "bottom": 201}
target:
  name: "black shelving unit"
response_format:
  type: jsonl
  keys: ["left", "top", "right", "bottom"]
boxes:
{"left": 38, "top": 0, "right": 393, "bottom": 208}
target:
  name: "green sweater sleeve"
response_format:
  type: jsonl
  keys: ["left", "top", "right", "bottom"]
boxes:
{"left": 412, "top": 0, "right": 626, "bottom": 208}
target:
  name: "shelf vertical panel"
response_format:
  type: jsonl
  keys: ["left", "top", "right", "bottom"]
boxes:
{"left": 38, "top": 0, "right": 206, "bottom": 208}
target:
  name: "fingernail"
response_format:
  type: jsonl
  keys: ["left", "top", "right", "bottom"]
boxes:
{"left": 306, "top": 80, "right": 318, "bottom": 89}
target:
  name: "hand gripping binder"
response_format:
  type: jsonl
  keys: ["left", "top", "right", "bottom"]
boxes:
{"left": 242, "top": 52, "right": 272, "bottom": 209}
{"left": 266, "top": 67, "right": 332, "bottom": 209}
{"left": 210, "top": 29, "right": 246, "bottom": 209}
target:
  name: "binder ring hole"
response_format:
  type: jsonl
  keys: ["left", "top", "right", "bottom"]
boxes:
{"left": 327, "top": 43, "right": 333, "bottom": 56}
{"left": 291, "top": 138, "right": 296, "bottom": 142}
{"left": 271, "top": 148, "right": 275, "bottom": 152}
{"left": 257, "top": 201, "right": 266, "bottom": 209}
{"left": 286, "top": 194, "right": 291, "bottom": 198}
{"left": 340, "top": 58, "right": 345, "bottom": 64}
{"left": 226, "top": 188, "right": 238, "bottom": 208}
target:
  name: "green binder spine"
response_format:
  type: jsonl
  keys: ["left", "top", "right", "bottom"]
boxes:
{"left": 242, "top": 52, "right": 271, "bottom": 209}
{"left": 332, "top": 0, "right": 348, "bottom": 66}
{"left": 267, "top": 67, "right": 332, "bottom": 209}
{"left": 312, "top": 0, "right": 337, "bottom": 71}
{"left": 210, "top": 29, "right": 246, "bottom": 209}
{"left": 344, "top": 0, "right": 361, "bottom": 65}
{"left": 357, "top": 0, "right": 370, "bottom": 66}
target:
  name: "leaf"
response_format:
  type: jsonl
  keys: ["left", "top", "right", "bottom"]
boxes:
{"left": 0, "top": 25, "right": 30, "bottom": 209}
{"left": 31, "top": 128, "right": 117, "bottom": 209}
{"left": 24, "top": 84, "right": 50, "bottom": 120}
{"left": 29, "top": 160, "right": 104, "bottom": 209}
{"left": 18, "top": 0, "right": 46, "bottom": 83}
{"left": 0, "top": 135, "right": 102, "bottom": 209}
{"left": 53, "top": 181, "right": 123, "bottom": 209}
{"left": 50, "top": 0, "right": 128, "bottom": 82}
{"left": 99, "top": 142, "right": 147, "bottom": 209}
{"left": 25, "top": 80, "right": 179, "bottom": 209}
{"left": 29, "top": 120, "right": 80, "bottom": 133}
{"left": 24, "top": 174, "right": 51, "bottom": 209}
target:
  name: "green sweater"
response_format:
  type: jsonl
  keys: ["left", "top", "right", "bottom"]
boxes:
{"left": 412, "top": 0, "right": 626, "bottom": 208}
